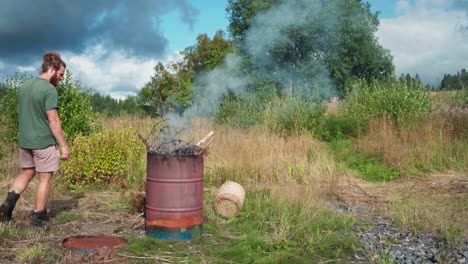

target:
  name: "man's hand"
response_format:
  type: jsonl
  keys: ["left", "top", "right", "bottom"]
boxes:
{"left": 60, "top": 145, "right": 70, "bottom": 160}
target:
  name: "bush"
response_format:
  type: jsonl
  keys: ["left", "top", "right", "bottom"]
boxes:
{"left": 265, "top": 96, "right": 327, "bottom": 136}
{"left": 342, "top": 78, "right": 431, "bottom": 129}
{"left": 215, "top": 95, "right": 265, "bottom": 128}
{"left": 61, "top": 128, "right": 145, "bottom": 190}
{"left": 319, "top": 113, "right": 362, "bottom": 141}
{"left": 0, "top": 74, "right": 30, "bottom": 143}
{"left": 57, "top": 70, "right": 97, "bottom": 139}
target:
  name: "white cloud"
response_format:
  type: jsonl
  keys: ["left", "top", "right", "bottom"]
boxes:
{"left": 17, "top": 66, "right": 37, "bottom": 72}
{"left": 62, "top": 45, "right": 183, "bottom": 99}
{"left": 377, "top": 0, "right": 468, "bottom": 85}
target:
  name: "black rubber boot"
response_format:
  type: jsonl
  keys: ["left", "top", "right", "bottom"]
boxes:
{"left": 31, "top": 209, "right": 48, "bottom": 227}
{"left": 0, "top": 191, "right": 21, "bottom": 222}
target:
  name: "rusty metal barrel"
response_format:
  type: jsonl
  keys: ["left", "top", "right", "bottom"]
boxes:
{"left": 145, "top": 153, "right": 204, "bottom": 240}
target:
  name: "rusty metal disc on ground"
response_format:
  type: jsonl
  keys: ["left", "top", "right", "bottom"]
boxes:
{"left": 63, "top": 235, "right": 127, "bottom": 253}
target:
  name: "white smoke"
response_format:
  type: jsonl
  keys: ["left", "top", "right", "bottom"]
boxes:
{"left": 166, "top": 53, "right": 249, "bottom": 128}
{"left": 168, "top": 0, "right": 338, "bottom": 128}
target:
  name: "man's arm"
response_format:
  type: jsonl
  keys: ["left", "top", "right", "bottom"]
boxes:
{"left": 46, "top": 108, "right": 70, "bottom": 160}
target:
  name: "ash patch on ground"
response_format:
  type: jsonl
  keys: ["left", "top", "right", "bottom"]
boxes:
{"left": 329, "top": 202, "right": 468, "bottom": 263}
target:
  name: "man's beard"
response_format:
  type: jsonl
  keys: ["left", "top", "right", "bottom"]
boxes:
{"left": 50, "top": 75, "right": 59, "bottom": 87}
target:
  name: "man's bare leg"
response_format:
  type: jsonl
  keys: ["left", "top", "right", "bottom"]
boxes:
{"left": 31, "top": 172, "right": 53, "bottom": 227}
{"left": 35, "top": 172, "right": 53, "bottom": 211}
{"left": 10, "top": 168, "right": 36, "bottom": 193}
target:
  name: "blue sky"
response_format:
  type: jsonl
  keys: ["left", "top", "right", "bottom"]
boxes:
{"left": 161, "top": 1, "right": 399, "bottom": 51}
{"left": 161, "top": 0, "right": 229, "bottom": 52}
{"left": 0, "top": 0, "right": 466, "bottom": 99}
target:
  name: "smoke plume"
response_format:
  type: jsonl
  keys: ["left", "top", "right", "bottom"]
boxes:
{"left": 168, "top": 0, "right": 340, "bottom": 129}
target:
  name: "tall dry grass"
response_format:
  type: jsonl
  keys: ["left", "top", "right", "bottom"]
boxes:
{"left": 101, "top": 114, "right": 160, "bottom": 135}
{"left": 100, "top": 116, "right": 344, "bottom": 200}
{"left": 355, "top": 112, "right": 468, "bottom": 174}
{"left": 193, "top": 125, "right": 344, "bottom": 205}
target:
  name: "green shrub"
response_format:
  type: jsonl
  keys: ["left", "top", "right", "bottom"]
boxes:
{"left": 265, "top": 95, "right": 327, "bottom": 136}
{"left": 215, "top": 95, "right": 265, "bottom": 128}
{"left": 342, "top": 78, "right": 431, "bottom": 129}
{"left": 57, "top": 70, "right": 97, "bottom": 139}
{"left": 61, "top": 128, "right": 145, "bottom": 190}
{"left": 319, "top": 113, "right": 362, "bottom": 141}
{"left": 0, "top": 74, "right": 29, "bottom": 143}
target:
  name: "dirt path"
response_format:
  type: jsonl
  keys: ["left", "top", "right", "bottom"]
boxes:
{"left": 340, "top": 172, "right": 467, "bottom": 204}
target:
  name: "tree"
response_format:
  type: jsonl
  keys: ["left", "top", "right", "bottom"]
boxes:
{"left": 182, "top": 30, "right": 234, "bottom": 74}
{"left": 121, "top": 95, "right": 142, "bottom": 115}
{"left": 139, "top": 31, "right": 233, "bottom": 116}
{"left": 398, "top": 73, "right": 423, "bottom": 89}
{"left": 226, "top": 0, "right": 279, "bottom": 44}
{"left": 138, "top": 62, "right": 193, "bottom": 116}
{"left": 440, "top": 68, "right": 467, "bottom": 90}
{"left": 226, "top": 0, "right": 394, "bottom": 97}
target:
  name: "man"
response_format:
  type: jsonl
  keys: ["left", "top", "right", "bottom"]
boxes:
{"left": 0, "top": 51, "right": 70, "bottom": 227}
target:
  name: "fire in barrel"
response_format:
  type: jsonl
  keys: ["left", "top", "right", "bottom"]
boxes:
{"left": 143, "top": 129, "right": 214, "bottom": 240}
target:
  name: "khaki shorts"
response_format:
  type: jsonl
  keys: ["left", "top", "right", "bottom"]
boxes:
{"left": 20, "top": 145, "right": 60, "bottom": 173}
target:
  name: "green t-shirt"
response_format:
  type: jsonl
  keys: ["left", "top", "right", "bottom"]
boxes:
{"left": 18, "top": 78, "right": 58, "bottom": 149}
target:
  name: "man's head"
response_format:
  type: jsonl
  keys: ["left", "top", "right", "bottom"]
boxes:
{"left": 41, "top": 52, "right": 66, "bottom": 87}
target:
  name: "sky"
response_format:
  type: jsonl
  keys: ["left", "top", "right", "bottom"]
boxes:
{"left": 0, "top": 0, "right": 466, "bottom": 99}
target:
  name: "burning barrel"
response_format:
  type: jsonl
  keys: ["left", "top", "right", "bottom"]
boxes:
{"left": 145, "top": 151, "right": 204, "bottom": 240}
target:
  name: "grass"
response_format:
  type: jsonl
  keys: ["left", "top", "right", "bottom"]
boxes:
{"left": 329, "top": 139, "right": 400, "bottom": 182}
{"left": 203, "top": 126, "right": 339, "bottom": 187}
{"left": 123, "top": 189, "right": 360, "bottom": 263}
{"left": 56, "top": 211, "right": 82, "bottom": 224}
{"left": 389, "top": 192, "right": 467, "bottom": 249}
{"left": 355, "top": 113, "right": 468, "bottom": 174}
{"left": 16, "top": 244, "right": 56, "bottom": 263}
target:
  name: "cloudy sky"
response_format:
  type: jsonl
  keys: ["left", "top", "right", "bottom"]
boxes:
{"left": 0, "top": 0, "right": 466, "bottom": 99}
